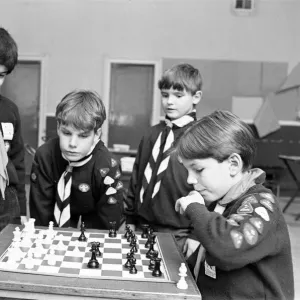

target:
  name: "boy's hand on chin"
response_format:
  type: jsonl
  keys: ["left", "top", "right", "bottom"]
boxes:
{"left": 175, "top": 190, "right": 205, "bottom": 214}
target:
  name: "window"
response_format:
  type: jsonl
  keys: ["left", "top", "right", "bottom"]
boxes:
{"left": 232, "top": 0, "right": 255, "bottom": 15}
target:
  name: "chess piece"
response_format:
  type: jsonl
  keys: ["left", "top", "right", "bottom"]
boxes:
{"left": 124, "top": 252, "right": 134, "bottom": 268}
{"left": 129, "top": 257, "right": 137, "bottom": 274}
{"left": 141, "top": 224, "right": 150, "bottom": 239}
{"left": 13, "top": 227, "right": 21, "bottom": 242}
{"left": 148, "top": 250, "right": 158, "bottom": 271}
{"left": 177, "top": 263, "right": 188, "bottom": 289}
{"left": 25, "top": 252, "right": 34, "bottom": 269}
{"left": 34, "top": 240, "right": 43, "bottom": 258}
{"left": 73, "top": 240, "right": 81, "bottom": 253}
{"left": 47, "top": 249, "right": 56, "bottom": 266}
{"left": 56, "top": 234, "right": 65, "bottom": 250}
{"left": 109, "top": 221, "right": 117, "bottom": 238}
{"left": 152, "top": 257, "right": 162, "bottom": 277}
{"left": 90, "top": 242, "right": 102, "bottom": 257}
{"left": 146, "top": 235, "right": 156, "bottom": 258}
{"left": 88, "top": 244, "right": 99, "bottom": 268}
{"left": 145, "top": 228, "right": 154, "bottom": 248}
{"left": 124, "top": 226, "right": 132, "bottom": 239}
{"left": 78, "top": 222, "right": 87, "bottom": 242}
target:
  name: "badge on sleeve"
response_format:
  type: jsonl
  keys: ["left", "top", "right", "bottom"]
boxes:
{"left": 243, "top": 223, "right": 258, "bottom": 245}
{"left": 226, "top": 218, "right": 239, "bottom": 226}
{"left": 255, "top": 207, "right": 269, "bottom": 221}
{"left": 230, "top": 230, "right": 243, "bottom": 249}
{"left": 260, "top": 199, "right": 274, "bottom": 212}
{"left": 31, "top": 172, "right": 37, "bottom": 182}
{"left": 99, "top": 168, "right": 109, "bottom": 177}
{"left": 111, "top": 158, "right": 117, "bottom": 167}
{"left": 237, "top": 202, "right": 253, "bottom": 215}
{"left": 116, "top": 181, "right": 123, "bottom": 190}
{"left": 259, "top": 192, "right": 275, "bottom": 203}
{"left": 242, "top": 195, "right": 258, "bottom": 205}
{"left": 106, "top": 187, "right": 117, "bottom": 195}
{"left": 205, "top": 261, "right": 216, "bottom": 279}
{"left": 104, "top": 176, "right": 114, "bottom": 185}
{"left": 107, "top": 197, "right": 117, "bottom": 205}
{"left": 249, "top": 217, "right": 264, "bottom": 234}
{"left": 115, "top": 169, "right": 121, "bottom": 179}
{"left": 78, "top": 183, "right": 90, "bottom": 192}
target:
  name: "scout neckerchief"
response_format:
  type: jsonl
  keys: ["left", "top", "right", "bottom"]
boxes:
{"left": 193, "top": 168, "right": 265, "bottom": 280}
{"left": 54, "top": 139, "right": 99, "bottom": 227}
{"left": 0, "top": 131, "right": 8, "bottom": 200}
{"left": 140, "top": 111, "right": 196, "bottom": 204}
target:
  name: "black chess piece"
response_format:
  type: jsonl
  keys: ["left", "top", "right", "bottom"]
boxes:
{"left": 148, "top": 250, "right": 158, "bottom": 271}
{"left": 124, "top": 225, "right": 131, "bottom": 239}
{"left": 130, "top": 243, "right": 138, "bottom": 253}
{"left": 129, "top": 237, "right": 137, "bottom": 247}
{"left": 90, "top": 242, "right": 102, "bottom": 257}
{"left": 141, "top": 224, "right": 150, "bottom": 238}
{"left": 145, "top": 228, "right": 154, "bottom": 248}
{"left": 146, "top": 235, "right": 156, "bottom": 258}
{"left": 129, "top": 257, "right": 137, "bottom": 274}
{"left": 78, "top": 222, "right": 87, "bottom": 242}
{"left": 152, "top": 257, "right": 162, "bottom": 277}
{"left": 109, "top": 221, "right": 117, "bottom": 238}
{"left": 124, "top": 252, "right": 134, "bottom": 268}
{"left": 87, "top": 245, "right": 99, "bottom": 268}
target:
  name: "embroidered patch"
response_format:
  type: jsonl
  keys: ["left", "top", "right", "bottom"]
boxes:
{"left": 243, "top": 223, "right": 258, "bottom": 245}
{"left": 249, "top": 217, "right": 264, "bottom": 234}
{"left": 226, "top": 218, "right": 239, "bottom": 226}
{"left": 242, "top": 195, "right": 258, "bottom": 205}
{"left": 107, "top": 197, "right": 117, "bottom": 205}
{"left": 237, "top": 202, "right": 253, "bottom": 215}
{"left": 255, "top": 207, "right": 269, "bottom": 221}
{"left": 78, "top": 183, "right": 90, "bottom": 192}
{"left": 31, "top": 172, "right": 37, "bottom": 182}
{"left": 259, "top": 192, "right": 275, "bottom": 203}
{"left": 116, "top": 181, "right": 123, "bottom": 190}
{"left": 99, "top": 168, "right": 109, "bottom": 177}
{"left": 106, "top": 187, "right": 117, "bottom": 195}
{"left": 260, "top": 199, "right": 274, "bottom": 212}
{"left": 115, "top": 169, "right": 121, "bottom": 179}
{"left": 111, "top": 158, "right": 117, "bottom": 167}
{"left": 104, "top": 176, "right": 115, "bottom": 185}
{"left": 230, "top": 230, "right": 243, "bottom": 249}
{"left": 230, "top": 214, "right": 244, "bottom": 222}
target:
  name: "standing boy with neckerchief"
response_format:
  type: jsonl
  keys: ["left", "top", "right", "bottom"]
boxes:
{"left": 124, "top": 63, "right": 203, "bottom": 258}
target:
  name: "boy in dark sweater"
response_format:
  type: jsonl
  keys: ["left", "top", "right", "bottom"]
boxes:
{"left": 124, "top": 63, "right": 202, "bottom": 258}
{"left": 0, "top": 27, "right": 27, "bottom": 231}
{"left": 175, "top": 110, "right": 294, "bottom": 300}
{"left": 29, "top": 90, "right": 124, "bottom": 229}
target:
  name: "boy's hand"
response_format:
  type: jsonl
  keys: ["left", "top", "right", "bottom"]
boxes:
{"left": 183, "top": 238, "right": 200, "bottom": 259}
{"left": 175, "top": 190, "right": 205, "bottom": 214}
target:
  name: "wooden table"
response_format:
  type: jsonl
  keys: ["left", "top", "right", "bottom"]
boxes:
{"left": 0, "top": 224, "right": 201, "bottom": 300}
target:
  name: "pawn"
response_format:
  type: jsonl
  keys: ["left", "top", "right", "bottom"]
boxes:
{"left": 148, "top": 250, "right": 158, "bottom": 271}
{"left": 129, "top": 257, "right": 137, "bottom": 274}
{"left": 25, "top": 252, "right": 34, "bottom": 269}
{"left": 13, "top": 227, "right": 22, "bottom": 242}
{"left": 109, "top": 221, "right": 117, "bottom": 238}
{"left": 124, "top": 252, "right": 133, "bottom": 268}
{"left": 141, "top": 224, "right": 150, "bottom": 239}
{"left": 47, "top": 249, "right": 56, "bottom": 266}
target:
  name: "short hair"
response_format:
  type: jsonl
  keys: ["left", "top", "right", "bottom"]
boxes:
{"left": 56, "top": 90, "right": 106, "bottom": 132}
{"left": 158, "top": 63, "right": 203, "bottom": 95}
{"left": 0, "top": 28, "right": 18, "bottom": 74}
{"left": 175, "top": 110, "right": 257, "bottom": 171}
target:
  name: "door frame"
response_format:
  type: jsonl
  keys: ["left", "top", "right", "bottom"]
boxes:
{"left": 18, "top": 54, "right": 48, "bottom": 147}
{"left": 102, "top": 58, "right": 162, "bottom": 147}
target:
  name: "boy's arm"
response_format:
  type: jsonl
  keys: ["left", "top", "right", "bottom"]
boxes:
{"left": 95, "top": 158, "right": 124, "bottom": 229}
{"left": 123, "top": 137, "right": 145, "bottom": 226}
{"left": 176, "top": 192, "right": 284, "bottom": 271}
{"left": 29, "top": 150, "right": 56, "bottom": 226}
{"left": 8, "top": 108, "right": 26, "bottom": 217}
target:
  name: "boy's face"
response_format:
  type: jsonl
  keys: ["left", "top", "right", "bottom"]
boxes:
{"left": 181, "top": 157, "right": 235, "bottom": 203}
{"left": 0, "top": 65, "right": 8, "bottom": 90}
{"left": 57, "top": 123, "right": 101, "bottom": 162}
{"left": 161, "top": 87, "right": 201, "bottom": 120}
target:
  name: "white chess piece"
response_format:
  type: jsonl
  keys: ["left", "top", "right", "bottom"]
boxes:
{"left": 56, "top": 234, "right": 65, "bottom": 250}
{"left": 47, "top": 249, "right": 56, "bottom": 266}
{"left": 177, "top": 263, "right": 188, "bottom": 290}
{"left": 25, "top": 252, "right": 34, "bottom": 269}
{"left": 28, "top": 218, "right": 36, "bottom": 233}
{"left": 13, "top": 227, "right": 21, "bottom": 242}
{"left": 73, "top": 240, "right": 81, "bottom": 253}
{"left": 34, "top": 240, "right": 43, "bottom": 258}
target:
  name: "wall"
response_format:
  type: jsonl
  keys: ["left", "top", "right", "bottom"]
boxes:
{"left": 0, "top": 0, "right": 299, "bottom": 123}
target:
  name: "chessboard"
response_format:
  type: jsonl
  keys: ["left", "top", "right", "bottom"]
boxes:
{"left": 0, "top": 228, "right": 171, "bottom": 282}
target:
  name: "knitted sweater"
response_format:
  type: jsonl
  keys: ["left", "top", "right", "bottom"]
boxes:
{"left": 186, "top": 178, "right": 294, "bottom": 300}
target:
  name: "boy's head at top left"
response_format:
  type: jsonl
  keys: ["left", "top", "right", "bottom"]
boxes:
{"left": 56, "top": 89, "right": 106, "bottom": 162}
{"left": 158, "top": 63, "right": 203, "bottom": 121}
{"left": 174, "top": 110, "right": 257, "bottom": 203}
{"left": 0, "top": 27, "right": 18, "bottom": 88}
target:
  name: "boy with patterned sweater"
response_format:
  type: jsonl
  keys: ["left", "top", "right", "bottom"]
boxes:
{"left": 175, "top": 110, "right": 294, "bottom": 300}
{"left": 124, "top": 64, "right": 202, "bottom": 257}
{"left": 30, "top": 90, "right": 124, "bottom": 229}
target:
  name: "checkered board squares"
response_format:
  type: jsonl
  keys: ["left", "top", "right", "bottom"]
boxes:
{"left": 0, "top": 229, "right": 171, "bottom": 282}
